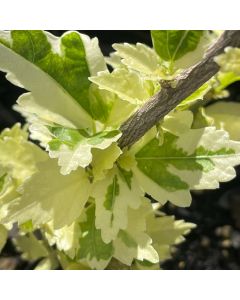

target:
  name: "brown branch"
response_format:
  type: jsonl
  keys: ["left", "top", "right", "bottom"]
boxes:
{"left": 118, "top": 30, "right": 240, "bottom": 149}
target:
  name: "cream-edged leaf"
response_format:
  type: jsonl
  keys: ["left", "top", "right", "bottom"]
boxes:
{"left": 151, "top": 30, "right": 212, "bottom": 71}
{"left": 47, "top": 127, "right": 122, "bottom": 175}
{"left": 13, "top": 98, "right": 59, "bottom": 149}
{"left": 88, "top": 85, "right": 136, "bottom": 127}
{"left": 0, "top": 124, "right": 47, "bottom": 222}
{"left": 174, "top": 32, "right": 214, "bottom": 70}
{"left": 162, "top": 110, "right": 193, "bottom": 136}
{"left": 45, "top": 221, "right": 81, "bottom": 259}
{"left": 13, "top": 233, "right": 48, "bottom": 261}
{"left": 78, "top": 204, "right": 113, "bottom": 270}
{"left": 4, "top": 159, "right": 91, "bottom": 229}
{"left": 14, "top": 92, "right": 77, "bottom": 130}
{"left": 0, "top": 30, "right": 100, "bottom": 127}
{"left": 132, "top": 204, "right": 195, "bottom": 268}
{"left": 113, "top": 43, "right": 164, "bottom": 79}
{"left": 105, "top": 52, "right": 123, "bottom": 69}
{"left": 0, "top": 124, "right": 47, "bottom": 181}
{"left": 92, "top": 167, "right": 142, "bottom": 243}
{"left": 113, "top": 198, "right": 159, "bottom": 266}
{"left": 132, "top": 111, "right": 240, "bottom": 207}
{"left": 89, "top": 68, "right": 155, "bottom": 105}
{"left": 0, "top": 175, "right": 20, "bottom": 221}
{"left": 15, "top": 93, "right": 123, "bottom": 176}
{"left": 205, "top": 101, "right": 240, "bottom": 141}
{"left": 151, "top": 30, "right": 204, "bottom": 62}
{"left": 91, "top": 143, "right": 122, "bottom": 182}
{"left": 146, "top": 210, "right": 195, "bottom": 262}
{"left": 215, "top": 47, "right": 240, "bottom": 76}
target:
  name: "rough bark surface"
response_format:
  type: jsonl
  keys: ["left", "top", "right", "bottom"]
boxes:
{"left": 118, "top": 30, "right": 240, "bottom": 149}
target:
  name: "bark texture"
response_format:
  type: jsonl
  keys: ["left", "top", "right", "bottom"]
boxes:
{"left": 118, "top": 30, "right": 240, "bottom": 149}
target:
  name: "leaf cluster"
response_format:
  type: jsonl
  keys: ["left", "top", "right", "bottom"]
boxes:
{"left": 0, "top": 30, "right": 240, "bottom": 269}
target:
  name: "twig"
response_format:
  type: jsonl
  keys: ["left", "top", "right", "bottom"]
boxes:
{"left": 118, "top": 30, "right": 240, "bottom": 149}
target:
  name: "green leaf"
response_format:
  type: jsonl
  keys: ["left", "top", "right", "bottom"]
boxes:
{"left": 205, "top": 101, "right": 240, "bottom": 141}
{"left": 151, "top": 30, "right": 212, "bottom": 71}
{"left": 19, "top": 220, "right": 34, "bottom": 233}
{"left": 3, "top": 159, "right": 91, "bottom": 229}
{"left": 0, "top": 224, "right": 7, "bottom": 253}
{"left": 192, "top": 107, "right": 214, "bottom": 129}
{"left": 178, "top": 82, "right": 212, "bottom": 109}
{"left": 0, "top": 30, "right": 107, "bottom": 126}
{"left": 88, "top": 84, "right": 114, "bottom": 124}
{"left": 78, "top": 204, "right": 113, "bottom": 270}
{"left": 151, "top": 30, "right": 204, "bottom": 62}
{"left": 117, "top": 166, "right": 133, "bottom": 189}
{"left": 47, "top": 126, "right": 121, "bottom": 175}
{"left": 104, "top": 175, "right": 120, "bottom": 209}
{"left": 131, "top": 111, "right": 240, "bottom": 207}
{"left": 0, "top": 174, "right": 6, "bottom": 193}
{"left": 92, "top": 167, "right": 142, "bottom": 243}
{"left": 113, "top": 198, "right": 159, "bottom": 266}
